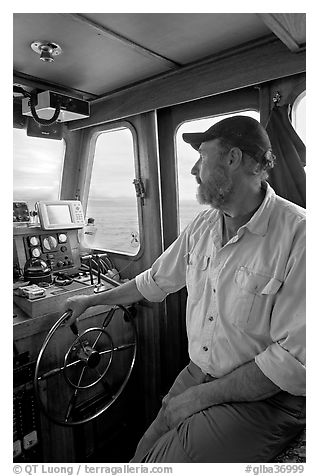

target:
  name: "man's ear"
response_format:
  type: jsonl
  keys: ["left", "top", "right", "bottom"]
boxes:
{"left": 227, "top": 147, "right": 243, "bottom": 170}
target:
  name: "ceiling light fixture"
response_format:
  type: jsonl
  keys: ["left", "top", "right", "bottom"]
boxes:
{"left": 31, "top": 41, "right": 63, "bottom": 63}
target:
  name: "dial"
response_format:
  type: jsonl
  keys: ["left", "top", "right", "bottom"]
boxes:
{"left": 31, "top": 247, "right": 41, "bottom": 258}
{"left": 58, "top": 233, "right": 67, "bottom": 243}
{"left": 29, "top": 236, "right": 39, "bottom": 246}
{"left": 43, "top": 236, "right": 58, "bottom": 251}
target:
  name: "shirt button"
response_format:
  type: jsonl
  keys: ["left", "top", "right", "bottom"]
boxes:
{"left": 213, "top": 288, "right": 216, "bottom": 293}
{"left": 208, "top": 316, "right": 214, "bottom": 321}
{"left": 203, "top": 346, "right": 208, "bottom": 351}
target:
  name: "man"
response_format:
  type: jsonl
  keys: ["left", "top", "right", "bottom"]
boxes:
{"left": 63, "top": 116, "right": 305, "bottom": 463}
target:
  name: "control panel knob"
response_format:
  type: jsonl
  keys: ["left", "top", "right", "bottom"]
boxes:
{"left": 58, "top": 233, "right": 67, "bottom": 243}
{"left": 29, "top": 236, "right": 39, "bottom": 247}
{"left": 43, "top": 236, "right": 58, "bottom": 251}
{"left": 31, "top": 247, "right": 41, "bottom": 258}
{"left": 60, "top": 245, "right": 67, "bottom": 252}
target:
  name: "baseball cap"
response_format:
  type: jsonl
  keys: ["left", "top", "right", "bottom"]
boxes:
{"left": 182, "top": 115, "right": 272, "bottom": 162}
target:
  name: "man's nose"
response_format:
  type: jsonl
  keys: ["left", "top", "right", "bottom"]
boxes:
{"left": 191, "top": 159, "right": 200, "bottom": 176}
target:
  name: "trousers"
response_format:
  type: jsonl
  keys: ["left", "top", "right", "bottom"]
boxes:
{"left": 130, "top": 361, "right": 305, "bottom": 463}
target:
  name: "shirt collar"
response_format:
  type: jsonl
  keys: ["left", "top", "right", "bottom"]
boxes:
{"left": 203, "top": 208, "right": 222, "bottom": 230}
{"left": 243, "top": 182, "right": 276, "bottom": 236}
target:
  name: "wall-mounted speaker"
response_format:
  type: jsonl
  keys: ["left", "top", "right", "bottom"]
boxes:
{"left": 26, "top": 117, "right": 64, "bottom": 140}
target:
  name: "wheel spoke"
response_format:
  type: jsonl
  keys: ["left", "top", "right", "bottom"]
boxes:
{"left": 38, "top": 358, "right": 83, "bottom": 381}
{"left": 37, "top": 366, "right": 64, "bottom": 381}
{"left": 69, "top": 323, "right": 88, "bottom": 354}
{"left": 92, "top": 330, "right": 106, "bottom": 349}
{"left": 64, "top": 367, "right": 86, "bottom": 423}
{"left": 91, "top": 309, "right": 116, "bottom": 349}
{"left": 99, "top": 342, "right": 135, "bottom": 356}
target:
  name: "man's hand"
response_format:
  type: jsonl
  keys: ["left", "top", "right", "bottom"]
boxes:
{"left": 163, "top": 361, "right": 281, "bottom": 430}
{"left": 61, "top": 295, "right": 92, "bottom": 325}
{"left": 163, "top": 386, "right": 204, "bottom": 429}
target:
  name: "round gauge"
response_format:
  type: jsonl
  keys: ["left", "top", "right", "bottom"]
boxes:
{"left": 58, "top": 233, "right": 67, "bottom": 243}
{"left": 31, "top": 247, "right": 41, "bottom": 258}
{"left": 29, "top": 236, "right": 39, "bottom": 246}
{"left": 43, "top": 236, "right": 58, "bottom": 251}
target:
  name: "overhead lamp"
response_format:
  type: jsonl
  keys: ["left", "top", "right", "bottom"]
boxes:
{"left": 31, "top": 41, "right": 63, "bottom": 63}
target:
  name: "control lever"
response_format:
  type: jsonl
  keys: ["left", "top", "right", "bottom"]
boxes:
{"left": 89, "top": 257, "right": 94, "bottom": 285}
{"left": 96, "top": 254, "right": 101, "bottom": 284}
{"left": 80, "top": 262, "right": 121, "bottom": 288}
{"left": 93, "top": 254, "right": 106, "bottom": 293}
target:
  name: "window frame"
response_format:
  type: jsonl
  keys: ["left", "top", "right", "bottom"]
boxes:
{"left": 291, "top": 89, "right": 306, "bottom": 143}
{"left": 78, "top": 120, "right": 143, "bottom": 257}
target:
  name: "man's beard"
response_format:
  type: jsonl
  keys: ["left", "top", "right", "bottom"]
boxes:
{"left": 196, "top": 169, "right": 233, "bottom": 209}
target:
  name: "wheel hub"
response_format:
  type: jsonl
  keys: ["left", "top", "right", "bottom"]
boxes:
{"left": 77, "top": 344, "right": 101, "bottom": 368}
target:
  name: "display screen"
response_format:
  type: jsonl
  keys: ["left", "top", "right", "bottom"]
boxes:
{"left": 46, "top": 205, "right": 72, "bottom": 224}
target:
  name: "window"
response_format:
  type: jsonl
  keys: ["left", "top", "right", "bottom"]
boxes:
{"left": 292, "top": 91, "right": 306, "bottom": 145}
{"left": 13, "top": 128, "right": 65, "bottom": 210}
{"left": 175, "top": 110, "right": 260, "bottom": 231}
{"left": 86, "top": 126, "right": 139, "bottom": 255}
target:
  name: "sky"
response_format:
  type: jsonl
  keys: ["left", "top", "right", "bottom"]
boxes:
{"left": 13, "top": 128, "right": 65, "bottom": 209}
{"left": 88, "top": 128, "right": 136, "bottom": 200}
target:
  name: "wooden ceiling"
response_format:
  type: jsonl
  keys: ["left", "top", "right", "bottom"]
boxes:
{"left": 13, "top": 13, "right": 305, "bottom": 102}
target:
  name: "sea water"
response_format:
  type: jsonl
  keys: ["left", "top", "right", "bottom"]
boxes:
{"left": 86, "top": 198, "right": 206, "bottom": 255}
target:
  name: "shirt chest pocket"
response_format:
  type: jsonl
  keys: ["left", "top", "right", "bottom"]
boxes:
{"left": 233, "top": 266, "right": 283, "bottom": 327}
{"left": 186, "top": 252, "right": 210, "bottom": 295}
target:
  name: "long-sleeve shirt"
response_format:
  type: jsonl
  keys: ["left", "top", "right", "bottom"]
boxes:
{"left": 135, "top": 183, "right": 306, "bottom": 396}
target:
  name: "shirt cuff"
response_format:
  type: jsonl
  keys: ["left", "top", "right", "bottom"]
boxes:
{"left": 255, "top": 343, "right": 306, "bottom": 396}
{"left": 135, "top": 269, "right": 168, "bottom": 302}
